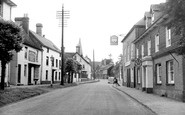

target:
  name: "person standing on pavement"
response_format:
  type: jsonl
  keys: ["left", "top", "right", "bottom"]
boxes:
{"left": 113, "top": 77, "right": 120, "bottom": 87}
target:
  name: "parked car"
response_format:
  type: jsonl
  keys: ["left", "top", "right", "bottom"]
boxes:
{"left": 108, "top": 77, "right": 114, "bottom": 84}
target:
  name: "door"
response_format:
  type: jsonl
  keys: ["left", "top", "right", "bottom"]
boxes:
{"left": 28, "top": 65, "right": 32, "bottom": 85}
{"left": 17, "top": 64, "right": 21, "bottom": 83}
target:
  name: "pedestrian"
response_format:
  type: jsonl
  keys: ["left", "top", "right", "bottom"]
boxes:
{"left": 113, "top": 77, "right": 120, "bottom": 87}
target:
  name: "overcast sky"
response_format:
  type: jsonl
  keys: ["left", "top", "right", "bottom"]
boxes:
{"left": 12, "top": 0, "right": 166, "bottom": 62}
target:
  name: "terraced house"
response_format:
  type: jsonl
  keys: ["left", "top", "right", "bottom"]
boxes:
{"left": 10, "top": 15, "right": 61, "bottom": 85}
{"left": 132, "top": 2, "right": 185, "bottom": 101}
{"left": 0, "top": 0, "right": 16, "bottom": 86}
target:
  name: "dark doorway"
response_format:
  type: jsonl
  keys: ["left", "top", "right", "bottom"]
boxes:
{"left": 52, "top": 70, "right": 55, "bottom": 83}
{"left": 127, "top": 68, "right": 131, "bottom": 87}
{"left": 28, "top": 65, "right": 32, "bottom": 85}
{"left": 133, "top": 67, "right": 136, "bottom": 88}
{"left": 17, "top": 64, "right": 21, "bottom": 83}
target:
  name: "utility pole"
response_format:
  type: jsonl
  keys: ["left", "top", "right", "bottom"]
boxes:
{"left": 57, "top": 4, "right": 70, "bottom": 85}
{"left": 93, "top": 49, "right": 95, "bottom": 79}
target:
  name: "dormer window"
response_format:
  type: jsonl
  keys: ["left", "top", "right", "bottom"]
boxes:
{"left": 151, "top": 12, "right": 154, "bottom": 24}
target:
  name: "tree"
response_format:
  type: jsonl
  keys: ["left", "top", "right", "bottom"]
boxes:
{"left": 0, "top": 19, "right": 23, "bottom": 90}
{"left": 65, "top": 58, "right": 76, "bottom": 83}
{"left": 163, "top": 0, "right": 185, "bottom": 54}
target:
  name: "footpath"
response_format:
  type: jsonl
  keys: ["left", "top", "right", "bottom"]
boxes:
{"left": 113, "top": 85, "right": 185, "bottom": 115}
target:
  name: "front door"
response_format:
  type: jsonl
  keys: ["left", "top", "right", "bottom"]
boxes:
{"left": 28, "top": 65, "right": 32, "bottom": 85}
{"left": 17, "top": 64, "right": 21, "bottom": 83}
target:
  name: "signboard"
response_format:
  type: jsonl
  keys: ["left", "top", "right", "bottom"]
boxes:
{"left": 29, "top": 51, "right": 36, "bottom": 62}
{"left": 110, "top": 35, "right": 118, "bottom": 45}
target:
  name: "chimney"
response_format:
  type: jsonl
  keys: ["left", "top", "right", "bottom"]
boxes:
{"left": 36, "top": 23, "right": 43, "bottom": 36}
{"left": 15, "top": 14, "right": 29, "bottom": 35}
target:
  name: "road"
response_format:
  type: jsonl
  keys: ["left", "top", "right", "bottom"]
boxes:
{"left": 0, "top": 80, "right": 155, "bottom": 115}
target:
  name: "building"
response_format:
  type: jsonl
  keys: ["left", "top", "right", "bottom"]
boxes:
{"left": 9, "top": 16, "right": 42, "bottom": 85}
{"left": 121, "top": 18, "right": 145, "bottom": 87}
{"left": 30, "top": 23, "right": 61, "bottom": 84}
{"left": 133, "top": 2, "right": 185, "bottom": 101}
{"left": 65, "top": 39, "right": 92, "bottom": 82}
{"left": 0, "top": 0, "right": 16, "bottom": 20}
{"left": 0, "top": 0, "right": 16, "bottom": 86}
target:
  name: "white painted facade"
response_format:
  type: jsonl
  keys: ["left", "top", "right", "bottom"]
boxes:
{"left": 10, "top": 45, "right": 42, "bottom": 85}
{"left": 41, "top": 47, "right": 61, "bottom": 84}
{"left": 74, "top": 53, "right": 92, "bottom": 79}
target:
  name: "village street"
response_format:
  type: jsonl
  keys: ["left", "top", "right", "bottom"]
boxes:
{"left": 0, "top": 80, "right": 155, "bottom": 115}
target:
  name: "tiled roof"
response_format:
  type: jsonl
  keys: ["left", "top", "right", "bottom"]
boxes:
{"left": 150, "top": 3, "right": 165, "bottom": 12}
{"left": 30, "top": 31, "right": 60, "bottom": 53}
{"left": 100, "top": 64, "right": 114, "bottom": 71}
{"left": 121, "top": 18, "right": 145, "bottom": 42}
{"left": 22, "top": 31, "right": 42, "bottom": 50}
{"left": 65, "top": 52, "right": 75, "bottom": 58}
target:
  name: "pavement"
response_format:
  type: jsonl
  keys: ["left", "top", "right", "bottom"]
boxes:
{"left": 113, "top": 85, "right": 185, "bottom": 115}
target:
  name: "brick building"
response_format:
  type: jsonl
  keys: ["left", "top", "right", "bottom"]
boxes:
{"left": 133, "top": 3, "right": 185, "bottom": 101}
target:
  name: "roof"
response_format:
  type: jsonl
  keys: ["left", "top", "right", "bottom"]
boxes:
{"left": 121, "top": 18, "right": 145, "bottom": 42}
{"left": 65, "top": 52, "right": 91, "bottom": 66}
{"left": 30, "top": 31, "right": 60, "bottom": 53}
{"left": 100, "top": 64, "right": 114, "bottom": 71}
{"left": 21, "top": 30, "right": 42, "bottom": 50}
{"left": 3, "top": 0, "right": 17, "bottom": 6}
{"left": 65, "top": 52, "right": 75, "bottom": 58}
{"left": 150, "top": 3, "right": 165, "bottom": 12}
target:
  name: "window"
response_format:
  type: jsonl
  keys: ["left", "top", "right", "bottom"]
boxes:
{"left": 127, "top": 45, "right": 130, "bottom": 61}
{"left": 24, "top": 65, "right": 27, "bottom": 76}
{"left": 137, "top": 68, "right": 141, "bottom": 84}
{"left": 47, "top": 48, "right": 49, "bottom": 53}
{"left": 131, "top": 44, "right": 134, "bottom": 59}
{"left": 25, "top": 47, "right": 28, "bottom": 59}
{"left": 52, "top": 57, "right": 54, "bottom": 67}
{"left": 36, "top": 50, "right": 38, "bottom": 62}
{"left": 147, "top": 40, "right": 151, "bottom": 56}
{"left": 46, "top": 56, "right": 49, "bottom": 66}
{"left": 55, "top": 72, "right": 57, "bottom": 80}
{"left": 156, "top": 63, "right": 162, "bottom": 84}
{"left": 155, "top": 34, "right": 159, "bottom": 52}
{"left": 166, "top": 27, "right": 171, "bottom": 47}
{"left": 141, "top": 44, "right": 144, "bottom": 58}
{"left": 151, "top": 12, "right": 154, "bottom": 24}
{"left": 167, "top": 60, "right": 174, "bottom": 84}
{"left": 56, "top": 59, "right": 58, "bottom": 67}
{"left": 136, "top": 48, "right": 139, "bottom": 58}
{"left": 46, "top": 70, "right": 48, "bottom": 80}
{"left": 59, "top": 72, "right": 60, "bottom": 80}
{"left": 83, "top": 65, "right": 85, "bottom": 68}
{"left": 124, "top": 49, "right": 126, "bottom": 62}
{"left": 59, "top": 60, "right": 61, "bottom": 68}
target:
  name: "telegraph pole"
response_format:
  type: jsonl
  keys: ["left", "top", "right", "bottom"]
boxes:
{"left": 57, "top": 4, "right": 70, "bottom": 85}
{"left": 93, "top": 49, "right": 95, "bottom": 79}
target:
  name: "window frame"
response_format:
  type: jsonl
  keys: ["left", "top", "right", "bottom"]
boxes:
{"left": 156, "top": 63, "right": 162, "bottom": 84}
{"left": 166, "top": 27, "right": 171, "bottom": 47}
{"left": 155, "top": 34, "right": 159, "bottom": 52}
{"left": 166, "top": 60, "right": 174, "bottom": 85}
{"left": 147, "top": 40, "right": 151, "bottom": 56}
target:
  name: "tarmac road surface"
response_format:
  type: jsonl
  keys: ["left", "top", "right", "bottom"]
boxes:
{"left": 0, "top": 80, "right": 156, "bottom": 115}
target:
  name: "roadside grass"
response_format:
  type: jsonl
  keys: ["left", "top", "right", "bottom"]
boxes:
{"left": 0, "top": 83, "right": 77, "bottom": 107}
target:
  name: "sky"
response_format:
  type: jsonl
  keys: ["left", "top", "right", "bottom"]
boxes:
{"left": 11, "top": 0, "right": 166, "bottom": 62}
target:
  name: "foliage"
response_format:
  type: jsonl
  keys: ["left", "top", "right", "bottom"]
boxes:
{"left": 0, "top": 19, "right": 23, "bottom": 90}
{"left": 163, "top": 0, "right": 185, "bottom": 55}
{"left": 0, "top": 19, "right": 23, "bottom": 63}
